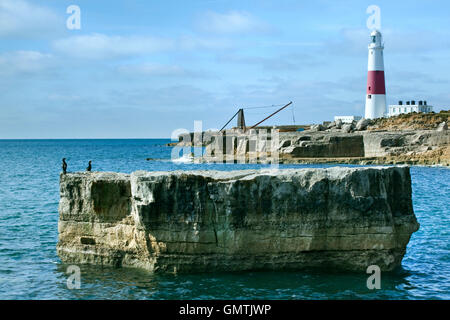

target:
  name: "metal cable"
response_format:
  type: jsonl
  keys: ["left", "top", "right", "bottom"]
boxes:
{"left": 243, "top": 104, "right": 285, "bottom": 110}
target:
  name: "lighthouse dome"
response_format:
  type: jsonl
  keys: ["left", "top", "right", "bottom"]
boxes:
{"left": 369, "top": 30, "right": 383, "bottom": 48}
{"left": 370, "top": 30, "right": 381, "bottom": 36}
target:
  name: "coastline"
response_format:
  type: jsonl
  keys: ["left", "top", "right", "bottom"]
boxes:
{"left": 170, "top": 112, "right": 449, "bottom": 167}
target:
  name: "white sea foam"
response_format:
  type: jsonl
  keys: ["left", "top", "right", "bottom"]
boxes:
{"left": 172, "top": 153, "right": 194, "bottom": 163}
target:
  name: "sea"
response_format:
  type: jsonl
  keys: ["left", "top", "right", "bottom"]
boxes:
{"left": 0, "top": 139, "right": 448, "bottom": 300}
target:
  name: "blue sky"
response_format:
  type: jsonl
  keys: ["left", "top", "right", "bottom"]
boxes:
{"left": 0, "top": 0, "right": 449, "bottom": 138}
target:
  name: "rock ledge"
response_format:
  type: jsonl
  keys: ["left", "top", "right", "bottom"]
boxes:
{"left": 57, "top": 167, "right": 419, "bottom": 273}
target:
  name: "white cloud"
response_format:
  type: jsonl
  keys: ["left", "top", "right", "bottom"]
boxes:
{"left": 197, "top": 11, "right": 271, "bottom": 34}
{"left": 0, "top": 0, "right": 62, "bottom": 38}
{"left": 0, "top": 50, "right": 53, "bottom": 75}
{"left": 324, "top": 27, "right": 450, "bottom": 56}
{"left": 178, "top": 35, "right": 232, "bottom": 50}
{"left": 52, "top": 33, "right": 175, "bottom": 59}
{"left": 52, "top": 33, "right": 234, "bottom": 59}
{"left": 111, "top": 85, "right": 215, "bottom": 111}
{"left": 323, "top": 27, "right": 369, "bottom": 56}
{"left": 217, "top": 52, "right": 320, "bottom": 71}
{"left": 118, "top": 63, "right": 193, "bottom": 77}
{"left": 383, "top": 28, "right": 450, "bottom": 53}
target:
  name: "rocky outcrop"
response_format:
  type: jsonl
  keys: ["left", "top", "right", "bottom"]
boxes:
{"left": 356, "top": 118, "right": 370, "bottom": 131}
{"left": 310, "top": 124, "right": 325, "bottom": 132}
{"left": 169, "top": 111, "right": 450, "bottom": 165}
{"left": 361, "top": 130, "right": 450, "bottom": 159}
{"left": 367, "top": 110, "right": 449, "bottom": 131}
{"left": 281, "top": 134, "right": 364, "bottom": 158}
{"left": 192, "top": 129, "right": 450, "bottom": 165}
{"left": 276, "top": 129, "right": 449, "bottom": 164}
{"left": 57, "top": 167, "right": 419, "bottom": 273}
{"left": 437, "top": 122, "right": 448, "bottom": 132}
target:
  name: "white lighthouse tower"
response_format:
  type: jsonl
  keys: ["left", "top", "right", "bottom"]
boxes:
{"left": 365, "top": 30, "right": 386, "bottom": 119}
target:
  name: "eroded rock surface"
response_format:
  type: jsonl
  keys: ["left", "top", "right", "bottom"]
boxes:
{"left": 275, "top": 130, "right": 450, "bottom": 165}
{"left": 57, "top": 167, "right": 419, "bottom": 273}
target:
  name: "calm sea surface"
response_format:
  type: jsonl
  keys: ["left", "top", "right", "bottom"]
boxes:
{"left": 0, "top": 139, "right": 448, "bottom": 300}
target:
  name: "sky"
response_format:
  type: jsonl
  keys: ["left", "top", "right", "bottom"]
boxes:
{"left": 0, "top": 0, "right": 449, "bottom": 139}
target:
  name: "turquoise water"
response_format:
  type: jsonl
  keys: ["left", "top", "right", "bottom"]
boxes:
{"left": 0, "top": 139, "right": 448, "bottom": 300}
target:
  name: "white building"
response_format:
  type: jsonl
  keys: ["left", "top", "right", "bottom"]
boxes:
{"left": 388, "top": 100, "right": 433, "bottom": 117}
{"left": 334, "top": 116, "right": 362, "bottom": 124}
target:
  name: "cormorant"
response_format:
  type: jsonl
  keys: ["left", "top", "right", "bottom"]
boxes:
{"left": 62, "top": 158, "right": 67, "bottom": 174}
{"left": 86, "top": 160, "right": 92, "bottom": 172}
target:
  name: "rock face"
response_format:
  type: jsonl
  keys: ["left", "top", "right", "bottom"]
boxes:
{"left": 356, "top": 118, "right": 370, "bottom": 131}
{"left": 310, "top": 124, "right": 325, "bottom": 132}
{"left": 174, "top": 123, "right": 450, "bottom": 165}
{"left": 57, "top": 167, "right": 419, "bottom": 273}
{"left": 437, "top": 122, "right": 448, "bottom": 132}
{"left": 173, "top": 110, "right": 450, "bottom": 165}
{"left": 362, "top": 130, "right": 450, "bottom": 157}
{"left": 286, "top": 135, "right": 364, "bottom": 158}
{"left": 274, "top": 130, "right": 450, "bottom": 165}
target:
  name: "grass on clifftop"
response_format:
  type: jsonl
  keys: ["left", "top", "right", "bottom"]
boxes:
{"left": 368, "top": 110, "right": 449, "bottom": 131}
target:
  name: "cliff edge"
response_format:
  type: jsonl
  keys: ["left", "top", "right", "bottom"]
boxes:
{"left": 57, "top": 167, "right": 419, "bottom": 273}
{"left": 173, "top": 111, "right": 449, "bottom": 166}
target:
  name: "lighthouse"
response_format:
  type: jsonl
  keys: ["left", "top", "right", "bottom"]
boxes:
{"left": 365, "top": 30, "right": 386, "bottom": 119}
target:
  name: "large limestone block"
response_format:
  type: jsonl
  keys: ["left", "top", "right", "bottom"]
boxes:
{"left": 57, "top": 167, "right": 419, "bottom": 273}
{"left": 283, "top": 135, "right": 364, "bottom": 158}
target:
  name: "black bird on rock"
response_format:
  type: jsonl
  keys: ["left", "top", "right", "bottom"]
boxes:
{"left": 62, "top": 158, "right": 67, "bottom": 174}
{"left": 86, "top": 160, "right": 92, "bottom": 172}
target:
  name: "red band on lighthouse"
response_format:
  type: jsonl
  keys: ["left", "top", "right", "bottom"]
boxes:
{"left": 366, "top": 70, "right": 385, "bottom": 94}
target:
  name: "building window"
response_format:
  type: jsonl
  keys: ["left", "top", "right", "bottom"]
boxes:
{"left": 372, "top": 36, "right": 376, "bottom": 43}
{"left": 368, "top": 95, "right": 371, "bottom": 99}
